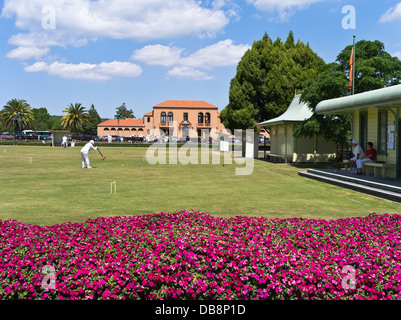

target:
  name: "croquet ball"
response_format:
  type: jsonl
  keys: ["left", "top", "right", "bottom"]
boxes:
{"left": 138, "top": 164, "right": 141, "bottom": 166}
{"left": 122, "top": 164, "right": 124, "bottom": 167}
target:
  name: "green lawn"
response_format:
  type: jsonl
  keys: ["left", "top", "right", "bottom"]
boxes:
{"left": 0, "top": 145, "right": 400, "bottom": 226}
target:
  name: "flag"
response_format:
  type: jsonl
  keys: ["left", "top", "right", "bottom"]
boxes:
{"left": 349, "top": 48, "right": 353, "bottom": 91}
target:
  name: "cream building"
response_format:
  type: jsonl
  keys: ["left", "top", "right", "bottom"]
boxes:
{"left": 316, "top": 84, "right": 401, "bottom": 178}
{"left": 258, "top": 94, "right": 336, "bottom": 163}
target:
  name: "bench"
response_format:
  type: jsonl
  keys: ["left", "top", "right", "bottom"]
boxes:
{"left": 266, "top": 153, "right": 292, "bottom": 163}
{"left": 363, "top": 161, "right": 396, "bottom": 178}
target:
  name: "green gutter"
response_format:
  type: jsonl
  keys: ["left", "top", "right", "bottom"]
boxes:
{"left": 316, "top": 84, "right": 401, "bottom": 114}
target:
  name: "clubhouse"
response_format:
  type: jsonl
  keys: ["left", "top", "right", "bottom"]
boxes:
{"left": 98, "top": 100, "right": 227, "bottom": 140}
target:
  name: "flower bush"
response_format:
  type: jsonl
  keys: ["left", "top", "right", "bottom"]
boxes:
{"left": 0, "top": 211, "right": 400, "bottom": 300}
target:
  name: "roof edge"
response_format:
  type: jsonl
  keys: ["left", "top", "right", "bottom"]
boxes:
{"left": 316, "top": 84, "right": 401, "bottom": 114}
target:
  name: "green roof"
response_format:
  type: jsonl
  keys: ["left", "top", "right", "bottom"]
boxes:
{"left": 316, "top": 84, "right": 401, "bottom": 114}
{"left": 257, "top": 94, "right": 312, "bottom": 127}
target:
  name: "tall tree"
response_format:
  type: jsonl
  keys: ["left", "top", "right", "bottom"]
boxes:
{"left": 84, "top": 104, "right": 102, "bottom": 135}
{"left": 336, "top": 40, "right": 401, "bottom": 93}
{"left": 295, "top": 40, "right": 401, "bottom": 146}
{"left": 32, "top": 107, "right": 51, "bottom": 131}
{"left": 61, "top": 103, "right": 90, "bottom": 136}
{"left": 115, "top": 103, "right": 135, "bottom": 119}
{"left": 49, "top": 117, "right": 63, "bottom": 131}
{"left": 0, "top": 99, "right": 34, "bottom": 134}
{"left": 220, "top": 31, "right": 325, "bottom": 131}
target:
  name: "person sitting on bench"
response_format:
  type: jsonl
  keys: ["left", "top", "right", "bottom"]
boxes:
{"left": 348, "top": 140, "right": 363, "bottom": 174}
{"left": 356, "top": 142, "right": 377, "bottom": 175}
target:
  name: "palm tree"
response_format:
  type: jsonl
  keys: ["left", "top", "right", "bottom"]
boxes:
{"left": 61, "top": 103, "right": 90, "bottom": 136}
{"left": 0, "top": 99, "right": 34, "bottom": 134}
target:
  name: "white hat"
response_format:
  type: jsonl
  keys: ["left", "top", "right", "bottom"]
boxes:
{"left": 352, "top": 140, "right": 357, "bottom": 144}
{"left": 89, "top": 140, "right": 94, "bottom": 144}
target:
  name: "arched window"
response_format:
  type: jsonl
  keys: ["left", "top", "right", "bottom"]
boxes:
{"left": 168, "top": 112, "right": 173, "bottom": 123}
{"left": 161, "top": 112, "right": 166, "bottom": 123}
{"left": 110, "top": 128, "right": 116, "bottom": 131}
{"left": 198, "top": 112, "right": 204, "bottom": 124}
{"left": 104, "top": 128, "right": 109, "bottom": 131}
{"left": 131, "top": 128, "right": 137, "bottom": 131}
{"left": 124, "top": 128, "right": 130, "bottom": 131}
{"left": 205, "top": 112, "right": 210, "bottom": 124}
{"left": 117, "top": 128, "right": 123, "bottom": 132}
{"left": 138, "top": 128, "right": 144, "bottom": 132}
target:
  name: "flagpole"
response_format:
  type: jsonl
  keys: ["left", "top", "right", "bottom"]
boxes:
{"left": 352, "top": 34, "right": 356, "bottom": 95}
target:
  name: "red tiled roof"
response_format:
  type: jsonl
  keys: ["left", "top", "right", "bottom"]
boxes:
{"left": 98, "top": 118, "right": 144, "bottom": 127}
{"left": 154, "top": 100, "right": 217, "bottom": 108}
{"left": 144, "top": 111, "right": 153, "bottom": 116}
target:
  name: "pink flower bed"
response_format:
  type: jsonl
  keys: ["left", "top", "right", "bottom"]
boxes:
{"left": 0, "top": 211, "right": 401, "bottom": 300}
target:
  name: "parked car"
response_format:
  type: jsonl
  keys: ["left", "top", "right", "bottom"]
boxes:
{"left": 92, "top": 136, "right": 100, "bottom": 141}
{"left": 78, "top": 134, "right": 92, "bottom": 141}
{"left": 0, "top": 132, "right": 14, "bottom": 140}
{"left": 15, "top": 133, "right": 37, "bottom": 140}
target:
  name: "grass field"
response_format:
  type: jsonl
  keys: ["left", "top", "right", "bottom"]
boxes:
{"left": 0, "top": 145, "right": 400, "bottom": 226}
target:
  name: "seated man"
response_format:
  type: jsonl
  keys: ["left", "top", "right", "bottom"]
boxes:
{"left": 348, "top": 140, "right": 363, "bottom": 174}
{"left": 356, "top": 142, "right": 377, "bottom": 175}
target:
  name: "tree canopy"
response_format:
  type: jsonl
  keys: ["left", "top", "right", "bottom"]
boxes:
{"left": 61, "top": 103, "right": 90, "bottom": 136}
{"left": 115, "top": 103, "right": 135, "bottom": 119}
{"left": 81, "top": 104, "right": 102, "bottom": 136}
{"left": 337, "top": 40, "right": 401, "bottom": 93}
{"left": 220, "top": 31, "right": 325, "bottom": 131}
{"left": 0, "top": 99, "right": 34, "bottom": 134}
{"left": 32, "top": 107, "right": 52, "bottom": 131}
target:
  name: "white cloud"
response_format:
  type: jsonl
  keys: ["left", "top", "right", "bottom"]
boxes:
{"left": 131, "top": 39, "right": 249, "bottom": 80}
{"left": 2, "top": 0, "right": 231, "bottom": 56}
{"left": 380, "top": 2, "right": 401, "bottom": 23}
{"left": 247, "top": 0, "right": 323, "bottom": 20}
{"left": 6, "top": 46, "right": 49, "bottom": 60}
{"left": 24, "top": 61, "right": 142, "bottom": 81}
{"left": 167, "top": 66, "right": 214, "bottom": 80}
{"left": 178, "top": 40, "right": 250, "bottom": 69}
{"left": 131, "top": 45, "right": 183, "bottom": 67}
{"left": 393, "top": 52, "right": 401, "bottom": 60}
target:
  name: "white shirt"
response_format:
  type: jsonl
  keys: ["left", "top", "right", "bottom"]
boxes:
{"left": 81, "top": 142, "right": 97, "bottom": 153}
{"left": 353, "top": 145, "right": 364, "bottom": 158}
{"left": 62, "top": 136, "right": 68, "bottom": 142}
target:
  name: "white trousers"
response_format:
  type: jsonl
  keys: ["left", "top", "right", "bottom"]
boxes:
{"left": 356, "top": 158, "right": 372, "bottom": 169}
{"left": 81, "top": 151, "right": 90, "bottom": 167}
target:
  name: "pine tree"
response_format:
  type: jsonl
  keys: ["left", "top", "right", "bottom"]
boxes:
{"left": 220, "top": 31, "right": 325, "bottom": 131}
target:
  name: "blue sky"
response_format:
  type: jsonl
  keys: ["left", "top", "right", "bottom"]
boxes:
{"left": 0, "top": 0, "right": 400, "bottom": 119}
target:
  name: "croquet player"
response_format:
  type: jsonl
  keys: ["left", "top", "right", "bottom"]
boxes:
{"left": 62, "top": 135, "right": 68, "bottom": 148}
{"left": 81, "top": 140, "right": 97, "bottom": 169}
